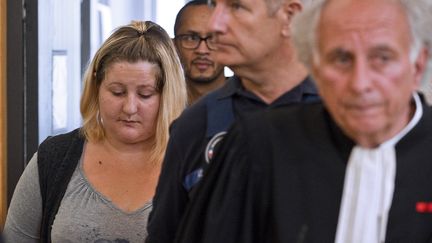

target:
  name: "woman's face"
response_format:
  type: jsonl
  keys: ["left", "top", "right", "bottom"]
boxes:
{"left": 98, "top": 60, "right": 161, "bottom": 145}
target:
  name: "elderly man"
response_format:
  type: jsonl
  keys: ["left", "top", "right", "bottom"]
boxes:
{"left": 173, "top": 0, "right": 432, "bottom": 242}
{"left": 173, "top": 0, "right": 226, "bottom": 105}
{"left": 146, "top": 0, "right": 318, "bottom": 242}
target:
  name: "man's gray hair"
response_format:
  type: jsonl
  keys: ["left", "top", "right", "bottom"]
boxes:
{"left": 292, "top": 0, "right": 432, "bottom": 69}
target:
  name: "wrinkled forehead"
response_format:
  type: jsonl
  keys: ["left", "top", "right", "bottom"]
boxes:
{"left": 320, "top": 0, "right": 409, "bottom": 33}
{"left": 317, "top": 0, "right": 412, "bottom": 52}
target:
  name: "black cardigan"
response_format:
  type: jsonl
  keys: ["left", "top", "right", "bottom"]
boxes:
{"left": 37, "top": 128, "right": 85, "bottom": 243}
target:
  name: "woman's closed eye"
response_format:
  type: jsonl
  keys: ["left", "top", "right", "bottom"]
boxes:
{"left": 111, "top": 90, "right": 126, "bottom": 97}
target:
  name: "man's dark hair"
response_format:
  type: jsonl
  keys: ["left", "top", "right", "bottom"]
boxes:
{"left": 174, "top": 0, "right": 208, "bottom": 36}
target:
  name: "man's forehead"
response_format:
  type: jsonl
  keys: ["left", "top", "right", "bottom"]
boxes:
{"left": 321, "top": 0, "right": 405, "bottom": 21}
{"left": 332, "top": 0, "right": 407, "bottom": 18}
{"left": 315, "top": 0, "right": 413, "bottom": 58}
{"left": 183, "top": 5, "right": 211, "bottom": 19}
{"left": 318, "top": 0, "right": 410, "bottom": 41}
{"left": 178, "top": 6, "right": 212, "bottom": 31}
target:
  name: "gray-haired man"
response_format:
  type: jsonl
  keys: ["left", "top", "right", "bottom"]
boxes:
{"left": 174, "top": 0, "right": 432, "bottom": 242}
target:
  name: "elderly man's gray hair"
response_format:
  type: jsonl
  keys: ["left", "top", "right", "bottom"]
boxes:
{"left": 292, "top": 0, "right": 432, "bottom": 69}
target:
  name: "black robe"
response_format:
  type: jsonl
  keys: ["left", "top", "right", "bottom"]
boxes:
{"left": 174, "top": 101, "right": 432, "bottom": 243}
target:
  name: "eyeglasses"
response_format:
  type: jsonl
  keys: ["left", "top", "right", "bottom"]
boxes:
{"left": 175, "top": 34, "right": 217, "bottom": 50}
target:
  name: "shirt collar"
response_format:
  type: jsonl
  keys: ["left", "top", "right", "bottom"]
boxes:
{"left": 273, "top": 76, "right": 318, "bottom": 105}
{"left": 214, "top": 75, "right": 242, "bottom": 100}
{"left": 215, "top": 75, "right": 319, "bottom": 105}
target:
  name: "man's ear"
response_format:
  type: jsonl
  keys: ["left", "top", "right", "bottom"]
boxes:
{"left": 279, "top": 0, "right": 303, "bottom": 37}
{"left": 413, "top": 46, "right": 429, "bottom": 88}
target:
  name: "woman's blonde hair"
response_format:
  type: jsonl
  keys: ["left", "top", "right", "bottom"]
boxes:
{"left": 80, "top": 20, "right": 187, "bottom": 164}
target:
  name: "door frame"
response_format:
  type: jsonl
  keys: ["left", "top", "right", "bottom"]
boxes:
{"left": 6, "top": 0, "right": 39, "bottom": 213}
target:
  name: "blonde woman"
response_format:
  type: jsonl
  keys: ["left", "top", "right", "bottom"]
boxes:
{"left": 3, "top": 21, "right": 187, "bottom": 243}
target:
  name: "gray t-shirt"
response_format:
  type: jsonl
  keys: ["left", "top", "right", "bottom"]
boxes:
{"left": 3, "top": 152, "right": 152, "bottom": 243}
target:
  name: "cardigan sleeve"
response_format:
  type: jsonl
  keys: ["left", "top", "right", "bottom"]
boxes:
{"left": 3, "top": 153, "right": 42, "bottom": 243}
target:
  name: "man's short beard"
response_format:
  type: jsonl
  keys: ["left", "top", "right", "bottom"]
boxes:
{"left": 187, "top": 68, "right": 224, "bottom": 85}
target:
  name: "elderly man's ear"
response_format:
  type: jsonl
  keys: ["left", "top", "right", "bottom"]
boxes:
{"left": 414, "top": 47, "right": 430, "bottom": 87}
{"left": 279, "top": 0, "right": 303, "bottom": 37}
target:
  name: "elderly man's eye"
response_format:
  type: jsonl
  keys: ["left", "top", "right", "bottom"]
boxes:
{"left": 229, "top": 0, "right": 244, "bottom": 10}
{"left": 371, "top": 53, "right": 393, "bottom": 66}
{"left": 331, "top": 53, "right": 353, "bottom": 69}
{"left": 326, "top": 49, "right": 353, "bottom": 69}
{"left": 231, "top": 3, "right": 240, "bottom": 9}
{"left": 336, "top": 55, "right": 351, "bottom": 64}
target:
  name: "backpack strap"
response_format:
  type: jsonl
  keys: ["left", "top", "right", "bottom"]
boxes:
{"left": 183, "top": 88, "right": 235, "bottom": 192}
{"left": 205, "top": 88, "right": 235, "bottom": 139}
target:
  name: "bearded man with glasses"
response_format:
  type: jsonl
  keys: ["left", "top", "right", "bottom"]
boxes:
{"left": 173, "top": 0, "right": 226, "bottom": 105}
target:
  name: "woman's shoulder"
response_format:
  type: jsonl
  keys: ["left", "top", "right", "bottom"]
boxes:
{"left": 37, "top": 128, "right": 85, "bottom": 183}
{"left": 39, "top": 128, "right": 83, "bottom": 148}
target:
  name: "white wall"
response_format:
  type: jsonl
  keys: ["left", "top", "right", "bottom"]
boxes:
{"left": 156, "top": 0, "right": 186, "bottom": 37}
{"left": 107, "top": 0, "right": 186, "bottom": 38}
